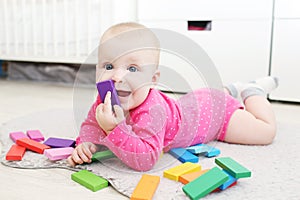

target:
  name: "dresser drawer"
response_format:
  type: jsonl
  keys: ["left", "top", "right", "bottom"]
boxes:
{"left": 138, "top": 0, "right": 273, "bottom": 20}
{"left": 274, "top": 0, "right": 300, "bottom": 19}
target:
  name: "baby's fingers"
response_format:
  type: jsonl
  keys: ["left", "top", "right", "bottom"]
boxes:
{"left": 103, "top": 91, "right": 112, "bottom": 113}
{"left": 67, "top": 155, "right": 76, "bottom": 167}
{"left": 71, "top": 149, "right": 84, "bottom": 164}
{"left": 89, "top": 144, "right": 98, "bottom": 154}
{"left": 77, "top": 146, "right": 91, "bottom": 163}
{"left": 114, "top": 105, "right": 125, "bottom": 123}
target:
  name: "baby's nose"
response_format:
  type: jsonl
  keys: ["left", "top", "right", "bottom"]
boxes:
{"left": 112, "top": 68, "right": 126, "bottom": 83}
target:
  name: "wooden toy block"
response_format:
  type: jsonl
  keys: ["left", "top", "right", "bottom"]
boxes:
{"left": 163, "top": 162, "right": 201, "bottom": 181}
{"left": 91, "top": 150, "right": 115, "bottom": 162}
{"left": 5, "top": 144, "right": 26, "bottom": 161}
{"left": 186, "top": 144, "right": 220, "bottom": 157}
{"left": 9, "top": 131, "right": 29, "bottom": 142}
{"left": 218, "top": 170, "right": 238, "bottom": 190}
{"left": 71, "top": 170, "right": 108, "bottom": 192}
{"left": 43, "top": 137, "right": 75, "bottom": 148}
{"left": 179, "top": 169, "right": 210, "bottom": 185}
{"left": 44, "top": 147, "right": 74, "bottom": 161}
{"left": 186, "top": 144, "right": 210, "bottom": 154}
{"left": 26, "top": 130, "right": 45, "bottom": 142}
{"left": 205, "top": 147, "right": 220, "bottom": 157}
{"left": 169, "top": 148, "right": 199, "bottom": 163}
{"left": 182, "top": 167, "right": 229, "bottom": 199}
{"left": 97, "top": 80, "right": 121, "bottom": 107}
{"left": 212, "top": 181, "right": 237, "bottom": 193}
{"left": 130, "top": 174, "right": 160, "bottom": 200}
{"left": 16, "top": 138, "right": 50, "bottom": 154}
{"left": 215, "top": 157, "right": 251, "bottom": 178}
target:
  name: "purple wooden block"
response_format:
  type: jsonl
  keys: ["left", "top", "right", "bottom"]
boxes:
{"left": 26, "top": 130, "right": 45, "bottom": 142}
{"left": 96, "top": 80, "right": 121, "bottom": 106}
{"left": 9, "top": 131, "right": 29, "bottom": 143}
{"left": 43, "top": 137, "right": 75, "bottom": 148}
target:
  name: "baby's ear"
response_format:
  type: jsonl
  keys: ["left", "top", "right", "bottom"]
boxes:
{"left": 152, "top": 69, "right": 160, "bottom": 84}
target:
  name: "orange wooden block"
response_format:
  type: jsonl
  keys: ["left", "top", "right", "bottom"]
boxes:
{"left": 130, "top": 174, "right": 160, "bottom": 200}
{"left": 6, "top": 144, "right": 26, "bottom": 161}
{"left": 16, "top": 138, "right": 50, "bottom": 154}
{"left": 179, "top": 169, "right": 210, "bottom": 184}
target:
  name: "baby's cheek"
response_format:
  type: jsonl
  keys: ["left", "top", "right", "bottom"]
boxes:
{"left": 96, "top": 70, "right": 111, "bottom": 82}
{"left": 129, "top": 74, "right": 153, "bottom": 90}
{"left": 95, "top": 69, "right": 103, "bottom": 81}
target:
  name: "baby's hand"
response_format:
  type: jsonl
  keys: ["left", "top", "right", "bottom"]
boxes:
{"left": 67, "top": 142, "right": 98, "bottom": 167}
{"left": 96, "top": 91, "right": 125, "bottom": 134}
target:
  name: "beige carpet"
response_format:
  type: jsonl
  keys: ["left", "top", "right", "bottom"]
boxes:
{"left": 1, "top": 108, "right": 299, "bottom": 200}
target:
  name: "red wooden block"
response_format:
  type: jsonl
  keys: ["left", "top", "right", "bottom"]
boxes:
{"left": 16, "top": 138, "right": 50, "bottom": 154}
{"left": 6, "top": 144, "right": 26, "bottom": 161}
{"left": 212, "top": 181, "right": 237, "bottom": 193}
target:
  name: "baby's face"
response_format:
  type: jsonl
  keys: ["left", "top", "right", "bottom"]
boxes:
{"left": 96, "top": 49, "right": 160, "bottom": 111}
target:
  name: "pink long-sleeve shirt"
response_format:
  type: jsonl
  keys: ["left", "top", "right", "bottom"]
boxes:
{"left": 77, "top": 88, "right": 242, "bottom": 171}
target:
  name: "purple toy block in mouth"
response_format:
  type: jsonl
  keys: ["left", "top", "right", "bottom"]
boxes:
{"left": 96, "top": 80, "right": 121, "bottom": 107}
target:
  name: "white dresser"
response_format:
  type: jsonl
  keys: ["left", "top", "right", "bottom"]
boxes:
{"left": 137, "top": 0, "right": 273, "bottom": 93}
{"left": 269, "top": 0, "right": 300, "bottom": 102}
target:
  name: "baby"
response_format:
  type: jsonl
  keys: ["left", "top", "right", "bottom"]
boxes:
{"left": 68, "top": 22, "right": 278, "bottom": 171}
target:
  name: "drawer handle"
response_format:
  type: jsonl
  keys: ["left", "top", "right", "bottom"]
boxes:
{"left": 188, "top": 21, "right": 212, "bottom": 31}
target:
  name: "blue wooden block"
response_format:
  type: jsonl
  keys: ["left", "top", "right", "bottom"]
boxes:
{"left": 219, "top": 170, "right": 237, "bottom": 190}
{"left": 186, "top": 144, "right": 220, "bottom": 157}
{"left": 186, "top": 144, "right": 210, "bottom": 154}
{"left": 169, "top": 148, "right": 199, "bottom": 163}
{"left": 206, "top": 147, "right": 221, "bottom": 157}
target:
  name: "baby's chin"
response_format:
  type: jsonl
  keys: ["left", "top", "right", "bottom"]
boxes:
{"left": 118, "top": 96, "right": 131, "bottom": 110}
{"left": 119, "top": 103, "right": 131, "bottom": 112}
{"left": 119, "top": 98, "right": 140, "bottom": 112}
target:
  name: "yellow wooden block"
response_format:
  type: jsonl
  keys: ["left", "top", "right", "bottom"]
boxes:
{"left": 163, "top": 162, "right": 201, "bottom": 181}
{"left": 130, "top": 174, "right": 160, "bottom": 200}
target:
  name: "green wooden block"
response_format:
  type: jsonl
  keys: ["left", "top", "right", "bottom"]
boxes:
{"left": 91, "top": 150, "right": 115, "bottom": 162}
{"left": 182, "top": 167, "right": 229, "bottom": 199}
{"left": 71, "top": 170, "right": 108, "bottom": 192}
{"left": 215, "top": 157, "right": 251, "bottom": 178}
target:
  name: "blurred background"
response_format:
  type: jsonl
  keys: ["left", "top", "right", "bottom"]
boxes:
{"left": 0, "top": 0, "right": 299, "bottom": 102}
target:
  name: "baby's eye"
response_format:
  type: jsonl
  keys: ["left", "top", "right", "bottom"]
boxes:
{"left": 104, "top": 63, "right": 113, "bottom": 70}
{"left": 128, "top": 66, "right": 138, "bottom": 72}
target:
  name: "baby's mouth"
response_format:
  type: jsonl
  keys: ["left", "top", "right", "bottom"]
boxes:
{"left": 117, "top": 90, "right": 131, "bottom": 97}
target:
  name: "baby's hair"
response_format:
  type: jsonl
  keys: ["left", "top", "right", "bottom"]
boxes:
{"left": 100, "top": 22, "right": 160, "bottom": 49}
{"left": 101, "top": 22, "right": 147, "bottom": 40}
{"left": 99, "top": 22, "right": 161, "bottom": 68}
